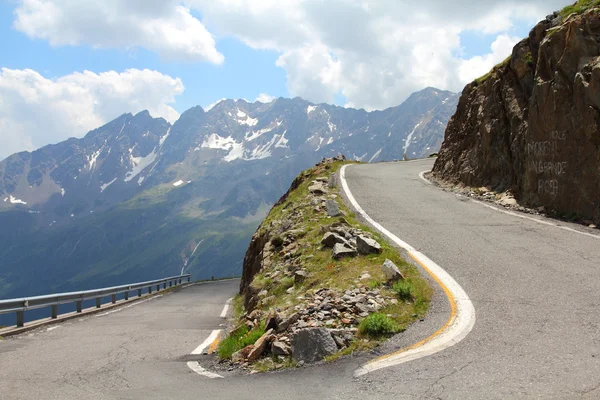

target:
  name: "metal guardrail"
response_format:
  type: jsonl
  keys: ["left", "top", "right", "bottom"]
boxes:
{"left": 0, "top": 274, "right": 191, "bottom": 328}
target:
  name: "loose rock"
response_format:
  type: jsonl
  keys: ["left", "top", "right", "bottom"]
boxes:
{"left": 382, "top": 259, "right": 405, "bottom": 281}
{"left": 321, "top": 232, "right": 349, "bottom": 248}
{"left": 291, "top": 328, "right": 338, "bottom": 363}
{"left": 356, "top": 235, "right": 382, "bottom": 255}
{"left": 247, "top": 329, "right": 273, "bottom": 362}
{"left": 332, "top": 243, "right": 358, "bottom": 259}
{"left": 326, "top": 199, "right": 342, "bottom": 217}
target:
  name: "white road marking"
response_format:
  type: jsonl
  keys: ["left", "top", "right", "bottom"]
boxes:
{"left": 187, "top": 297, "right": 233, "bottom": 380}
{"left": 46, "top": 326, "right": 60, "bottom": 332}
{"left": 340, "top": 164, "right": 476, "bottom": 377}
{"left": 220, "top": 298, "right": 233, "bottom": 318}
{"left": 418, "top": 170, "right": 432, "bottom": 184}
{"left": 419, "top": 170, "right": 600, "bottom": 241}
{"left": 186, "top": 361, "right": 223, "bottom": 379}
{"left": 191, "top": 329, "right": 222, "bottom": 355}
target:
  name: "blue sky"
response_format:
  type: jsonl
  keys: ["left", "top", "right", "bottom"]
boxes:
{"left": 0, "top": 0, "right": 568, "bottom": 159}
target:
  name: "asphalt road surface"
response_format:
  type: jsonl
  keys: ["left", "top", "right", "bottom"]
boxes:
{"left": 1, "top": 159, "right": 599, "bottom": 399}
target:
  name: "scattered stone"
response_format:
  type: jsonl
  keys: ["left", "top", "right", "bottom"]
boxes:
{"left": 232, "top": 349, "right": 245, "bottom": 363}
{"left": 278, "top": 312, "right": 301, "bottom": 333}
{"left": 359, "top": 272, "right": 372, "bottom": 281}
{"left": 257, "top": 290, "right": 269, "bottom": 298}
{"left": 309, "top": 181, "right": 328, "bottom": 195}
{"left": 265, "top": 311, "right": 280, "bottom": 331}
{"left": 247, "top": 329, "right": 273, "bottom": 362}
{"left": 332, "top": 243, "right": 358, "bottom": 259}
{"left": 294, "top": 270, "right": 309, "bottom": 284}
{"left": 326, "top": 199, "right": 342, "bottom": 217}
{"left": 356, "top": 235, "right": 382, "bottom": 255}
{"left": 291, "top": 328, "right": 338, "bottom": 363}
{"left": 498, "top": 193, "right": 517, "bottom": 207}
{"left": 240, "top": 345, "right": 254, "bottom": 360}
{"left": 321, "top": 232, "right": 349, "bottom": 248}
{"left": 382, "top": 259, "right": 405, "bottom": 281}
{"left": 328, "top": 173, "right": 336, "bottom": 189}
{"left": 271, "top": 341, "right": 292, "bottom": 356}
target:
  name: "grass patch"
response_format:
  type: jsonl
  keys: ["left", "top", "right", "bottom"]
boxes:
{"left": 559, "top": 0, "right": 600, "bottom": 18}
{"left": 358, "top": 313, "right": 401, "bottom": 338}
{"left": 475, "top": 55, "right": 511, "bottom": 85}
{"left": 218, "top": 322, "right": 266, "bottom": 360}
{"left": 393, "top": 280, "right": 415, "bottom": 302}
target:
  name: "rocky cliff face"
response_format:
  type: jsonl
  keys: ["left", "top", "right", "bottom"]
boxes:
{"left": 433, "top": 6, "right": 600, "bottom": 223}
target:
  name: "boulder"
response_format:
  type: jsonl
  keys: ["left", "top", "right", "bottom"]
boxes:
{"left": 328, "top": 173, "right": 336, "bottom": 189}
{"left": 356, "top": 235, "right": 382, "bottom": 255}
{"left": 332, "top": 243, "right": 358, "bottom": 259}
{"left": 321, "top": 232, "right": 349, "bottom": 248}
{"left": 325, "top": 199, "right": 342, "bottom": 217}
{"left": 291, "top": 328, "right": 338, "bottom": 363}
{"left": 382, "top": 259, "right": 405, "bottom": 281}
{"left": 247, "top": 328, "right": 273, "bottom": 362}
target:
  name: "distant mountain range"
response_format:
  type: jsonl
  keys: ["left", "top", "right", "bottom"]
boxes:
{"left": 0, "top": 87, "right": 458, "bottom": 301}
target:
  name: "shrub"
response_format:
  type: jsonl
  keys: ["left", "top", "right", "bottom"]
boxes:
{"left": 271, "top": 235, "right": 284, "bottom": 248}
{"left": 218, "top": 322, "right": 266, "bottom": 359}
{"left": 359, "top": 313, "right": 399, "bottom": 337}
{"left": 393, "top": 280, "right": 415, "bottom": 302}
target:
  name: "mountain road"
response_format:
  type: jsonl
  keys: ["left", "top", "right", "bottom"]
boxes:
{"left": 1, "top": 159, "right": 599, "bottom": 399}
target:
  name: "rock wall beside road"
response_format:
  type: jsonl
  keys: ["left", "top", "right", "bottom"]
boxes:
{"left": 433, "top": 7, "right": 600, "bottom": 223}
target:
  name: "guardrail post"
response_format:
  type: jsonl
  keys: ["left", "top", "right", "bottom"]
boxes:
{"left": 111, "top": 294, "right": 117, "bottom": 304}
{"left": 187, "top": 276, "right": 191, "bottom": 283}
{"left": 76, "top": 301, "right": 82, "bottom": 313}
{"left": 149, "top": 286, "right": 152, "bottom": 294}
{"left": 16, "top": 311, "right": 24, "bottom": 328}
{"left": 179, "top": 278, "right": 182, "bottom": 285}
{"left": 96, "top": 298, "right": 101, "bottom": 308}
{"left": 51, "top": 304, "right": 58, "bottom": 319}
{"left": 157, "top": 284, "right": 160, "bottom": 292}
{"left": 138, "top": 289, "right": 142, "bottom": 297}
{"left": 124, "top": 291, "right": 129, "bottom": 301}
{"left": 169, "top": 281, "right": 173, "bottom": 288}
{"left": 163, "top": 282, "right": 166, "bottom": 289}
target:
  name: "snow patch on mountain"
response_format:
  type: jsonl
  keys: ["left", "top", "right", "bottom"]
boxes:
{"left": 275, "top": 131, "right": 289, "bottom": 148}
{"left": 223, "top": 141, "right": 245, "bottom": 162}
{"left": 159, "top": 128, "right": 171, "bottom": 147}
{"left": 100, "top": 178, "right": 117, "bottom": 193}
{"left": 124, "top": 148, "right": 158, "bottom": 182}
{"left": 173, "top": 180, "right": 184, "bottom": 187}
{"left": 307, "top": 105, "right": 317, "bottom": 115}
{"left": 246, "top": 126, "right": 273, "bottom": 141}
{"left": 369, "top": 148, "right": 383, "bottom": 163}
{"left": 237, "top": 109, "right": 258, "bottom": 126}
{"left": 201, "top": 133, "right": 237, "bottom": 151}
{"left": 4, "top": 196, "right": 27, "bottom": 205}
{"left": 88, "top": 146, "right": 104, "bottom": 171}
{"left": 403, "top": 122, "right": 421, "bottom": 155}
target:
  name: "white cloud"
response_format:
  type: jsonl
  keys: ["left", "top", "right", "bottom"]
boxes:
{"left": 0, "top": 68, "right": 184, "bottom": 160}
{"left": 191, "top": 0, "right": 566, "bottom": 109}
{"left": 459, "top": 35, "right": 522, "bottom": 84}
{"left": 255, "top": 93, "right": 275, "bottom": 103}
{"left": 13, "top": 0, "right": 224, "bottom": 64}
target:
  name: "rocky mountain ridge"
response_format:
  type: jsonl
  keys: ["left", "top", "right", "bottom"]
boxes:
{"left": 433, "top": 3, "right": 600, "bottom": 223}
{"left": 0, "top": 88, "right": 457, "bottom": 304}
